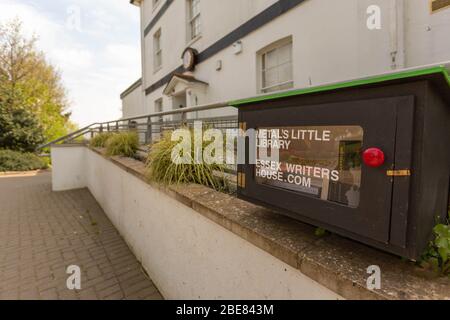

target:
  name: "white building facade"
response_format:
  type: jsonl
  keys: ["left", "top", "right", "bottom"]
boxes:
{"left": 121, "top": 78, "right": 144, "bottom": 119}
{"left": 121, "top": 0, "right": 450, "bottom": 120}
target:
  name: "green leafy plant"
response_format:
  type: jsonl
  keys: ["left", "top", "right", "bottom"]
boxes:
{"left": 315, "top": 227, "right": 329, "bottom": 237}
{"left": 105, "top": 132, "right": 139, "bottom": 157}
{"left": 0, "top": 105, "right": 45, "bottom": 152}
{"left": 0, "top": 149, "right": 48, "bottom": 172}
{"left": 0, "top": 19, "right": 75, "bottom": 151}
{"left": 146, "top": 130, "right": 227, "bottom": 191}
{"left": 90, "top": 132, "right": 115, "bottom": 148}
{"left": 421, "top": 212, "right": 450, "bottom": 276}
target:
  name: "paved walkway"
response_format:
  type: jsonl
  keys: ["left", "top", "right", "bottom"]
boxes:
{"left": 0, "top": 171, "right": 163, "bottom": 300}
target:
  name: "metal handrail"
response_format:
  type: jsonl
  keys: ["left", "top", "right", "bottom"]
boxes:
{"left": 38, "top": 123, "right": 100, "bottom": 150}
{"left": 103, "top": 100, "right": 231, "bottom": 124}
{"left": 38, "top": 100, "right": 235, "bottom": 150}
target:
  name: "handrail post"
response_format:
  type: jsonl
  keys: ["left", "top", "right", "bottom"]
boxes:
{"left": 100, "top": 124, "right": 103, "bottom": 133}
{"left": 116, "top": 121, "right": 119, "bottom": 132}
{"left": 107, "top": 123, "right": 110, "bottom": 132}
{"left": 146, "top": 116, "right": 152, "bottom": 145}
{"left": 181, "top": 111, "right": 187, "bottom": 126}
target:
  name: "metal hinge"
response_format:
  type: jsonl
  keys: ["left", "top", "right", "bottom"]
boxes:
{"left": 239, "top": 122, "right": 247, "bottom": 133}
{"left": 387, "top": 170, "right": 411, "bottom": 177}
{"left": 237, "top": 172, "right": 246, "bottom": 188}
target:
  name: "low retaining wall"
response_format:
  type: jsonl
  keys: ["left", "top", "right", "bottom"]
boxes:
{"left": 51, "top": 145, "right": 450, "bottom": 300}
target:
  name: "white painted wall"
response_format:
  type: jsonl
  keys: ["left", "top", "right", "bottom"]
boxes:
{"left": 51, "top": 146, "right": 86, "bottom": 191}
{"left": 51, "top": 146, "right": 343, "bottom": 300}
{"left": 121, "top": 0, "right": 450, "bottom": 120}
{"left": 121, "top": 82, "right": 145, "bottom": 119}
{"left": 405, "top": 0, "right": 450, "bottom": 66}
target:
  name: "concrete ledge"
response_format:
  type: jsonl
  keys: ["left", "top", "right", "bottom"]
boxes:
{"left": 50, "top": 143, "right": 87, "bottom": 148}
{"left": 56, "top": 145, "right": 450, "bottom": 300}
{"left": 0, "top": 169, "right": 50, "bottom": 177}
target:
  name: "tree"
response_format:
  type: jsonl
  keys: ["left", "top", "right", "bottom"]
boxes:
{"left": 0, "top": 102, "right": 45, "bottom": 152}
{"left": 0, "top": 19, "right": 74, "bottom": 151}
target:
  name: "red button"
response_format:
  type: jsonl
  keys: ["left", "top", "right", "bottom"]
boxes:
{"left": 363, "top": 148, "right": 385, "bottom": 168}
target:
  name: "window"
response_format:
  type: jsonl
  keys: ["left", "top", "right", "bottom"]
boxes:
{"left": 255, "top": 126, "right": 364, "bottom": 208}
{"left": 430, "top": 0, "right": 450, "bottom": 13}
{"left": 155, "top": 98, "right": 163, "bottom": 123}
{"left": 259, "top": 39, "right": 293, "bottom": 93}
{"left": 153, "top": 29, "right": 162, "bottom": 71}
{"left": 188, "top": 0, "right": 201, "bottom": 40}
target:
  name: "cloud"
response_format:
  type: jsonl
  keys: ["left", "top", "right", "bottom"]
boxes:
{"left": 52, "top": 48, "right": 94, "bottom": 70}
{"left": 0, "top": 0, "right": 141, "bottom": 127}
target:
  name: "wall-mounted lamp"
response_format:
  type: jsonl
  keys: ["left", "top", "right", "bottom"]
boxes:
{"left": 233, "top": 41, "right": 243, "bottom": 55}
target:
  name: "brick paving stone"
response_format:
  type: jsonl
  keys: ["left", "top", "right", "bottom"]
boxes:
{"left": 0, "top": 171, "right": 163, "bottom": 300}
{"left": 126, "top": 286, "right": 159, "bottom": 300}
{"left": 39, "top": 288, "right": 59, "bottom": 300}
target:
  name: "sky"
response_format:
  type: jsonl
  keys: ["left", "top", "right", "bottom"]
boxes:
{"left": 0, "top": 0, "right": 141, "bottom": 127}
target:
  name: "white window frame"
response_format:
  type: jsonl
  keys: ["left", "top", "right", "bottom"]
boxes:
{"left": 154, "top": 98, "right": 163, "bottom": 123}
{"left": 258, "top": 37, "right": 294, "bottom": 94}
{"left": 153, "top": 29, "right": 162, "bottom": 72}
{"left": 188, "top": 0, "right": 201, "bottom": 41}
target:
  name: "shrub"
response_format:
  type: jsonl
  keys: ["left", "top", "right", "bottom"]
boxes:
{"left": 421, "top": 210, "right": 450, "bottom": 277}
{"left": 0, "top": 105, "right": 45, "bottom": 152}
{"left": 90, "top": 132, "right": 114, "bottom": 148}
{"left": 146, "top": 130, "right": 227, "bottom": 191}
{"left": 0, "top": 149, "right": 48, "bottom": 172}
{"left": 105, "top": 132, "right": 139, "bottom": 157}
{"left": 421, "top": 227, "right": 450, "bottom": 276}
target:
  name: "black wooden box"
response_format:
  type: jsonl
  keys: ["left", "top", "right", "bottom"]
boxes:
{"left": 233, "top": 66, "right": 450, "bottom": 260}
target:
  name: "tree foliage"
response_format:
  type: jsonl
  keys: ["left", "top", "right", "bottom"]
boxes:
{"left": 0, "top": 19, "right": 74, "bottom": 151}
{"left": 0, "top": 103, "right": 45, "bottom": 152}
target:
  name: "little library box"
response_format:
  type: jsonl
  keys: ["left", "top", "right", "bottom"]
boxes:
{"left": 233, "top": 66, "right": 450, "bottom": 259}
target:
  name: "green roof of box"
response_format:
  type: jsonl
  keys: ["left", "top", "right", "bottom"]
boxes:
{"left": 230, "top": 65, "right": 450, "bottom": 107}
